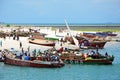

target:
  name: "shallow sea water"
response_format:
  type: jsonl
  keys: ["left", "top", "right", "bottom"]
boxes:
{"left": 0, "top": 42, "right": 120, "bottom": 80}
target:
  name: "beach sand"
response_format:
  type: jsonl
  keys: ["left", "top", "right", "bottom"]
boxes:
{"left": 0, "top": 26, "right": 120, "bottom": 53}
{"left": 0, "top": 37, "right": 52, "bottom": 53}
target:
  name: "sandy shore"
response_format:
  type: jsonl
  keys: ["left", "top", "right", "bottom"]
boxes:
{"left": 0, "top": 37, "right": 52, "bottom": 53}
{"left": 0, "top": 26, "right": 120, "bottom": 54}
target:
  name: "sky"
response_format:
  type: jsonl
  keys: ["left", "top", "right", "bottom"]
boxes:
{"left": 0, "top": 0, "right": 120, "bottom": 23}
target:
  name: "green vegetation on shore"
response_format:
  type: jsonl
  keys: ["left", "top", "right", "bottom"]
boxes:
{"left": 6, "top": 24, "right": 10, "bottom": 27}
{"left": 75, "top": 28, "right": 120, "bottom": 32}
{"left": 52, "top": 26, "right": 120, "bottom": 32}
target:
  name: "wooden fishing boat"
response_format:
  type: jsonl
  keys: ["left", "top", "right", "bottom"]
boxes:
{"left": 88, "top": 41, "right": 107, "bottom": 49}
{"left": 96, "top": 32, "right": 117, "bottom": 37}
{"left": 64, "top": 36, "right": 107, "bottom": 49}
{"left": 4, "top": 56, "right": 64, "bottom": 68}
{"left": 60, "top": 52, "right": 114, "bottom": 65}
{"left": 83, "top": 33, "right": 96, "bottom": 38}
{"left": 76, "top": 36, "right": 107, "bottom": 49}
{"left": 82, "top": 57, "right": 114, "bottom": 64}
{"left": 64, "top": 57, "right": 114, "bottom": 65}
{"left": 29, "top": 39, "right": 55, "bottom": 46}
{"left": 62, "top": 58, "right": 114, "bottom": 65}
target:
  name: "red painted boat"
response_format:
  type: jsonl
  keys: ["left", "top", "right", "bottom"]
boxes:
{"left": 4, "top": 56, "right": 64, "bottom": 68}
{"left": 83, "top": 34, "right": 96, "bottom": 39}
{"left": 29, "top": 39, "right": 55, "bottom": 46}
{"left": 75, "top": 36, "right": 107, "bottom": 49}
{"left": 88, "top": 41, "right": 107, "bottom": 49}
{"left": 64, "top": 36, "right": 107, "bottom": 49}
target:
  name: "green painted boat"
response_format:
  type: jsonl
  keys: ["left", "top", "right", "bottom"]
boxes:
{"left": 63, "top": 57, "right": 114, "bottom": 65}
{"left": 45, "top": 37, "right": 59, "bottom": 41}
{"left": 45, "top": 34, "right": 62, "bottom": 41}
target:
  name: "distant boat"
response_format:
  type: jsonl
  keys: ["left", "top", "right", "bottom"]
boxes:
{"left": 4, "top": 56, "right": 64, "bottom": 68}
{"left": 29, "top": 39, "right": 55, "bottom": 46}
{"left": 83, "top": 32, "right": 117, "bottom": 37}
{"left": 96, "top": 32, "right": 117, "bottom": 37}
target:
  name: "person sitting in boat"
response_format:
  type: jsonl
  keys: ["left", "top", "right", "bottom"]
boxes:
{"left": 51, "top": 55, "right": 56, "bottom": 61}
{"left": 43, "top": 54, "right": 48, "bottom": 61}
{"left": 24, "top": 53, "right": 30, "bottom": 60}
{"left": 90, "top": 50, "right": 95, "bottom": 55}
{"left": 45, "top": 54, "right": 50, "bottom": 61}
{"left": 41, "top": 54, "right": 45, "bottom": 61}
{"left": 97, "top": 52, "right": 102, "bottom": 58}
{"left": 54, "top": 54, "right": 60, "bottom": 61}
{"left": 32, "top": 49, "right": 37, "bottom": 57}
{"left": 90, "top": 50, "right": 100, "bottom": 58}
{"left": 105, "top": 52, "right": 108, "bottom": 57}
{"left": 24, "top": 56, "right": 30, "bottom": 60}
{"left": 92, "top": 51, "right": 102, "bottom": 59}
{"left": 81, "top": 53, "right": 85, "bottom": 59}
{"left": 20, "top": 52, "right": 23, "bottom": 59}
{"left": 37, "top": 50, "right": 41, "bottom": 56}
{"left": 86, "top": 53, "right": 90, "bottom": 57}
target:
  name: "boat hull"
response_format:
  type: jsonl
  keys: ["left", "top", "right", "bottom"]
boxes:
{"left": 61, "top": 56, "right": 114, "bottom": 65}
{"left": 4, "top": 57, "right": 64, "bottom": 68}
{"left": 83, "top": 59, "right": 112, "bottom": 65}
{"left": 89, "top": 41, "right": 107, "bottom": 49}
{"left": 29, "top": 39, "right": 55, "bottom": 46}
{"left": 62, "top": 59, "right": 113, "bottom": 65}
{"left": 65, "top": 36, "right": 107, "bottom": 49}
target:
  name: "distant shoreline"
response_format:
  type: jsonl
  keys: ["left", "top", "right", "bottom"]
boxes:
{"left": 0, "top": 23, "right": 120, "bottom": 26}
{"left": 0, "top": 23, "right": 120, "bottom": 32}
